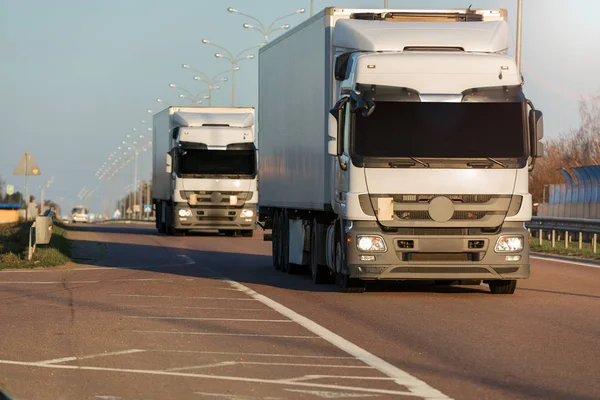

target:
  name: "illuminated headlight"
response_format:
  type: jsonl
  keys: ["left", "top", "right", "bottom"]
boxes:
{"left": 494, "top": 235, "right": 524, "bottom": 252}
{"left": 240, "top": 209, "right": 254, "bottom": 218}
{"left": 178, "top": 209, "right": 193, "bottom": 217}
{"left": 356, "top": 235, "right": 387, "bottom": 252}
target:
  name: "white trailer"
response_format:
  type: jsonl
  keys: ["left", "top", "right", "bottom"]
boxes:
{"left": 152, "top": 106, "right": 258, "bottom": 236}
{"left": 258, "top": 7, "right": 544, "bottom": 293}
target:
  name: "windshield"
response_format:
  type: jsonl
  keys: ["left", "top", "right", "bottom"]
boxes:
{"left": 177, "top": 149, "right": 256, "bottom": 177}
{"left": 72, "top": 207, "right": 88, "bottom": 214}
{"left": 353, "top": 101, "right": 526, "bottom": 159}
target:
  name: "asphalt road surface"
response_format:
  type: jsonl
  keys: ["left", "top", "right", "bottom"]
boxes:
{"left": 0, "top": 223, "right": 598, "bottom": 400}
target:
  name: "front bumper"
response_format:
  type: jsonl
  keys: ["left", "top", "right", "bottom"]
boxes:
{"left": 346, "top": 221, "right": 530, "bottom": 280}
{"left": 173, "top": 203, "right": 257, "bottom": 231}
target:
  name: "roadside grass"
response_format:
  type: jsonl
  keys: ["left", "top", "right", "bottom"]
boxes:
{"left": 0, "top": 220, "right": 71, "bottom": 269}
{"left": 530, "top": 236, "right": 600, "bottom": 261}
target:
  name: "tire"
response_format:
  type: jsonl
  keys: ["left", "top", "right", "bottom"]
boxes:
{"left": 241, "top": 230, "right": 254, "bottom": 238}
{"left": 310, "top": 219, "right": 330, "bottom": 284}
{"left": 489, "top": 280, "right": 517, "bottom": 295}
{"left": 334, "top": 228, "right": 365, "bottom": 293}
{"left": 272, "top": 210, "right": 281, "bottom": 271}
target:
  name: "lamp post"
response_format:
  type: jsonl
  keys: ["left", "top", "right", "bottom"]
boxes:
{"left": 38, "top": 176, "right": 54, "bottom": 214}
{"left": 201, "top": 39, "right": 264, "bottom": 106}
{"left": 122, "top": 138, "right": 143, "bottom": 219}
{"left": 168, "top": 83, "right": 213, "bottom": 105}
{"left": 227, "top": 7, "right": 305, "bottom": 42}
{"left": 182, "top": 64, "right": 235, "bottom": 106}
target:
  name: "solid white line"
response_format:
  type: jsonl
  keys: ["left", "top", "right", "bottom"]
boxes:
{"left": 133, "top": 330, "right": 318, "bottom": 339}
{"left": 194, "top": 393, "right": 284, "bottom": 400}
{"left": 531, "top": 255, "right": 600, "bottom": 269}
{"left": 167, "top": 361, "right": 237, "bottom": 371}
{"left": 0, "top": 280, "right": 99, "bottom": 284}
{"left": 111, "top": 294, "right": 256, "bottom": 301}
{"left": 123, "top": 316, "right": 292, "bottom": 322}
{"left": 282, "top": 375, "right": 395, "bottom": 383}
{"left": 150, "top": 350, "right": 353, "bottom": 359}
{"left": 119, "top": 306, "right": 271, "bottom": 311}
{"left": 0, "top": 359, "right": 415, "bottom": 397}
{"left": 38, "top": 349, "right": 145, "bottom": 365}
{"left": 285, "top": 389, "right": 378, "bottom": 398}
{"left": 227, "top": 280, "right": 451, "bottom": 400}
{"left": 171, "top": 361, "right": 373, "bottom": 372}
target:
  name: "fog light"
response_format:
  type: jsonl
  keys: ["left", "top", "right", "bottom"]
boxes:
{"left": 505, "top": 255, "right": 521, "bottom": 262}
{"left": 360, "top": 255, "right": 376, "bottom": 261}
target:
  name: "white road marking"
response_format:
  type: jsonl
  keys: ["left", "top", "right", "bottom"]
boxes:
{"left": 150, "top": 350, "right": 353, "bottom": 359}
{"left": 123, "top": 316, "right": 291, "bottom": 322}
{"left": 285, "top": 389, "right": 378, "bottom": 398}
{"left": 531, "top": 255, "right": 600, "bottom": 269}
{"left": 0, "top": 359, "right": 416, "bottom": 397}
{"left": 194, "top": 393, "right": 284, "bottom": 400}
{"left": 0, "top": 280, "right": 99, "bottom": 284}
{"left": 119, "top": 305, "right": 271, "bottom": 311}
{"left": 227, "top": 280, "right": 451, "bottom": 400}
{"left": 133, "top": 330, "right": 318, "bottom": 339}
{"left": 38, "top": 349, "right": 145, "bottom": 365}
{"left": 169, "top": 361, "right": 374, "bottom": 372}
{"left": 111, "top": 294, "right": 255, "bottom": 301}
{"left": 282, "top": 375, "right": 395, "bottom": 383}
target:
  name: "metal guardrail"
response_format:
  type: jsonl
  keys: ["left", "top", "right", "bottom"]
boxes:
{"left": 526, "top": 216, "right": 599, "bottom": 252}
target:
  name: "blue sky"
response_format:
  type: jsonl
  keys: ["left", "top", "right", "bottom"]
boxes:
{"left": 1, "top": 0, "right": 599, "bottom": 214}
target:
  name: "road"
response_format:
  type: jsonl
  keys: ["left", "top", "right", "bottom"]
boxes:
{"left": 0, "top": 223, "right": 598, "bottom": 400}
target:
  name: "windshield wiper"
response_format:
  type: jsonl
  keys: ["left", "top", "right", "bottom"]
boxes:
{"left": 467, "top": 158, "right": 508, "bottom": 169}
{"left": 389, "top": 157, "right": 430, "bottom": 168}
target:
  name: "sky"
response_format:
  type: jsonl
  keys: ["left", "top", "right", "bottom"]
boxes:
{"left": 1, "top": 0, "right": 599, "bottom": 215}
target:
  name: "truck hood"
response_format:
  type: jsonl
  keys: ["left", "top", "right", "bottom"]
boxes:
{"left": 363, "top": 168, "right": 518, "bottom": 228}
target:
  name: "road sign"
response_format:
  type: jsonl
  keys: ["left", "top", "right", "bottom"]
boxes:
{"left": 144, "top": 204, "right": 152, "bottom": 213}
{"left": 6, "top": 185, "right": 14, "bottom": 196}
{"left": 126, "top": 208, "right": 132, "bottom": 215}
{"left": 133, "top": 205, "right": 141, "bottom": 213}
{"left": 14, "top": 152, "right": 41, "bottom": 176}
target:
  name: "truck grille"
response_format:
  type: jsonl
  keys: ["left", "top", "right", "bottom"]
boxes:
{"left": 180, "top": 191, "right": 252, "bottom": 204}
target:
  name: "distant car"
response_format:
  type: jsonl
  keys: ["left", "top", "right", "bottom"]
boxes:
{"left": 71, "top": 206, "right": 89, "bottom": 223}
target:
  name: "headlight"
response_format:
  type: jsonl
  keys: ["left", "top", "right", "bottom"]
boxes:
{"left": 178, "top": 209, "right": 192, "bottom": 217}
{"left": 494, "top": 235, "right": 524, "bottom": 252}
{"left": 356, "top": 235, "right": 387, "bottom": 252}
{"left": 240, "top": 209, "right": 254, "bottom": 218}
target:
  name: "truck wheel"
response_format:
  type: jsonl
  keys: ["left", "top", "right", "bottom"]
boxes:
{"left": 272, "top": 210, "right": 282, "bottom": 270}
{"left": 489, "top": 280, "right": 517, "bottom": 294}
{"left": 241, "top": 230, "right": 254, "bottom": 238}
{"left": 335, "top": 234, "right": 365, "bottom": 293}
{"left": 310, "top": 219, "right": 330, "bottom": 284}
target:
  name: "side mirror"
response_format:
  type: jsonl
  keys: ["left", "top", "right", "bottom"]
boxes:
{"left": 328, "top": 139, "right": 338, "bottom": 156}
{"left": 327, "top": 113, "right": 338, "bottom": 139}
{"left": 166, "top": 152, "right": 172, "bottom": 174}
{"left": 529, "top": 109, "right": 544, "bottom": 158}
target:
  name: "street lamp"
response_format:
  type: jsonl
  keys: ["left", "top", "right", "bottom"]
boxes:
{"left": 202, "top": 39, "right": 264, "bottom": 106}
{"left": 228, "top": 7, "right": 305, "bottom": 42}
{"left": 182, "top": 64, "right": 235, "bottom": 106}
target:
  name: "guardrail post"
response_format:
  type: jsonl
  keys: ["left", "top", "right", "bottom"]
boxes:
{"left": 538, "top": 228, "right": 543, "bottom": 246}
{"left": 579, "top": 232, "right": 583, "bottom": 250}
{"left": 565, "top": 231, "right": 569, "bottom": 248}
{"left": 594, "top": 233, "right": 597, "bottom": 254}
{"left": 551, "top": 230, "right": 556, "bottom": 248}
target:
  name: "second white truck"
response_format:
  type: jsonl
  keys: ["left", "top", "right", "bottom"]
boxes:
{"left": 152, "top": 106, "right": 258, "bottom": 236}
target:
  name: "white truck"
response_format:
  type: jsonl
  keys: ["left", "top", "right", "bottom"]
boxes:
{"left": 257, "top": 7, "right": 544, "bottom": 294}
{"left": 152, "top": 106, "right": 258, "bottom": 236}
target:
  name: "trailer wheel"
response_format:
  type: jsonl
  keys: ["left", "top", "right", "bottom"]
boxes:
{"left": 272, "top": 210, "right": 281, "bottom": 270}
{"left": 310, "top": 219, "right": 330, "bottom": 284}
{"left": 489, "top": 280, "right": 517, "bottom": 295}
